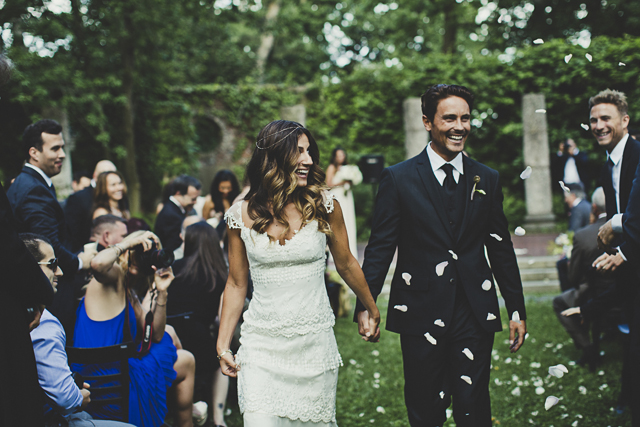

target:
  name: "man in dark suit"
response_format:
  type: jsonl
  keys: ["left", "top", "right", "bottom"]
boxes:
{"left": 154, "top": 174, "right": 201, "bottom": 252}
{"left": 0, "top": 54, "right": 54, "bottom": 427}
{"left": 565, "top": 183, "right": 592, "bottom": 232}
{"left": 554, "top": 187, "right": 614, "bottom": 369}
{"left": 355, "top": 84, "right": 526, "bottom": 426}
{"left": 6, "top": 119, "right": 94, "bottom": 331}
{"left": 64, "top": 160, "right": 117, "bottom": 253}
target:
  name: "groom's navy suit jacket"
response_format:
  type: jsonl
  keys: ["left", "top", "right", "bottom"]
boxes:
{"left": 357, "top": 150, "right": 526, "bottom": 337}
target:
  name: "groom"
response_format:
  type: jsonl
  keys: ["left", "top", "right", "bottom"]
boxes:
{"left": 356, "top": 84, "right": 527, "bottom": 426}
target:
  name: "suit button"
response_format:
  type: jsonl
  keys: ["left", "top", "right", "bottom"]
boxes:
{"left": 450, "top": 278, "right": 455, "bottom": 284}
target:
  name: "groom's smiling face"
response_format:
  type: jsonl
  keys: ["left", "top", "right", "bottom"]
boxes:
{"left": 423, "top": 96, "right": 471, "bottom": 162}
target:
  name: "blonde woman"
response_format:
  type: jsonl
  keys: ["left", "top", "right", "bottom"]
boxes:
{"left": 217, "top": 120, "right": 380, "bottom": 426}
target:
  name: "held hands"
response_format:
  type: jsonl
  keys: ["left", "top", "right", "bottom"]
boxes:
{"left": 219, "top": 353, "right": 240, "bottom": 378}
{"left": 597, "top": 220, "right": 617, "bottom": 254}
{"left": 357, "top": 310, "right": 381, "bottom": 343}
{"left": 561, "top": 307, "right": 581, "bottom": 317}
{"left": 593, "top": 252, "right": 625, "bottom": 272}
{"left": 508, "top": 319, "right": 526, "bottom": 353}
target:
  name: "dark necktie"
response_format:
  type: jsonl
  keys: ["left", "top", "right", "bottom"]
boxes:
{"left": 607, "top": 157, "right": 615, "bottom": 178}
{"left": 441, "top": 163, "right": 457, "bottom": 196}
{"left": 49, "top": 183, "right": 57, "bottom": 199}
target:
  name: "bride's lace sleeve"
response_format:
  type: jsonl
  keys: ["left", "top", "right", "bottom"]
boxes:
{"left": 224, "top": 201, "right": 245, "bottom": 230}
{"left": 321, "top": 189, "right": 336, "bottom": 213}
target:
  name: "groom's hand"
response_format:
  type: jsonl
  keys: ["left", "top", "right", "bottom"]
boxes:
{"left": 358, "top": 310, "right": 381, "bottom": 343}
{"left": 509, "top": 319, "right": 526, "bottom": 353}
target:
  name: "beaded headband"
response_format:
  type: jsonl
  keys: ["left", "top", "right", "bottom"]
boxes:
{"left": 255, "top": 126, "right": 302, "bottom": 150}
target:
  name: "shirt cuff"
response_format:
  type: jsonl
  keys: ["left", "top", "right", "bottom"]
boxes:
{"left": 77, "top": 257, "right": 83, "bottom": 271}
{"left": 611, "top": 214, "right": 623, "bottom": 233}
{"left": 617, "top": 247, "right": 627, "bottom": 262}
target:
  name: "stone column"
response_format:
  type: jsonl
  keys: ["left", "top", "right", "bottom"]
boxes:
{"left": 403, "top": 98, "right": 426, "bottom": 159}
{"left": 522, "top": 93, "right": 555, "bottom": 229}
{"left": 43, "top": 108, "right": 74, "bottom": 201}
{"left": 280, "top": 104, "right": 306, "bottom": 126}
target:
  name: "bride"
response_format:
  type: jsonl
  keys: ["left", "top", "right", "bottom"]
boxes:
{"left": 216, "top": 120, "right": 380, "bottom": 426}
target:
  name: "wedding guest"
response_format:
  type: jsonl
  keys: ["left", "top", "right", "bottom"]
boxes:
{"left": 92, "top": 171, "right": 130, "bottom": 220}
{"left": 217, "top": 120, "right": 380, "bottom": 426}
{"left": 155, "top": 175, "right": 201, "bottom": 252}
{"left": 202, "top": 170, "right": 240, "bottom": 225}
{"left": 72, "top": 170, "right": 92, "bottom": 194}
{"left": 326, "top": 147, "right": 361, "bottom": 260}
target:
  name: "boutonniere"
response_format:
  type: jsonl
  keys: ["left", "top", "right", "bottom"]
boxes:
{"left": 471, "top": 175, "right": 485, "bottom": 200}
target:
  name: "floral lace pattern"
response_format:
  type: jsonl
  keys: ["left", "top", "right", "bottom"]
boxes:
{"left": 224, "top": 192, "right": 342, "bottom": 424}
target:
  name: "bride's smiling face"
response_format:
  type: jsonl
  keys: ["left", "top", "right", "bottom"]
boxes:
{"left": 294, "top": 134, "right": 313, "bottom": 188}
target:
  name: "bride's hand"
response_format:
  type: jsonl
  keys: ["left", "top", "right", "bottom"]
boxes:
{"left": 367, "top": 309, "right": 381, "bottom": 343}
{"left": 219, "top": 353, "right": 240, "bottom": 378}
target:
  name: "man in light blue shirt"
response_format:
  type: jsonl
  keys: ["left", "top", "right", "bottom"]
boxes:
{"left": 25, "top": 233, "right": 133, "bottom": 427}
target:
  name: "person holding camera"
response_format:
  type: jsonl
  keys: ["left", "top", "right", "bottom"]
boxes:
{"left": 72, "top": 231, "right": 196, "bottom": 427}
{"left": 23, "top": 233, "right": 134, "bottom": 427}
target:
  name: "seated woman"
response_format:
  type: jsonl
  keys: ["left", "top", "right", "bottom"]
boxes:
{"left": 73, "top": 231, "right": 196, "bottom": 427}
{"left": 167, "top": 222, "right": 229, "bottom": 427}
{"left": 92, "top": 171, "right": 130, "bottom": 220}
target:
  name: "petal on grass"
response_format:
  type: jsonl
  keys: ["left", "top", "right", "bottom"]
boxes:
{"left": 511, "top": 386, "right": 521, "bottom": 396}
{"left": 376, "top": 406, "right": 385, "bottom": 414}
{"left": 548, "top": 364, "right": 568, "bottom": 378}
{"left": 545, "top": 396, "right": 559, "bottom": 410}
{"left": 436, "top": 261, "right": 448, "bottom": 276}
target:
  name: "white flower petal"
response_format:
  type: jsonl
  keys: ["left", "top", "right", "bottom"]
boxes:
{"left": 481, "top": 280, "right": 492, "bottom": 291}
{"left": 434, "top": 319, "right": 445, "bottom": 327}
{"left": 373, "top": 372, "right": 381, "bottom": 379}
{"left": 559, "top": 180, "right": 571, "bottom": 193}
{"left": 512, "top": 311, "right": 521, "bottom": 323}
{"left": 579, "top": 385, "right": 587, "bottom": 395}
{"left": 424, "top": 332, "right": 437, "bottom": 345}
{"left": 371, "top": 350, "right": 379, "bottom": 357}
{"left": 349, "top": 359, "right": 357, "bottom": 365}
{"left": 581, "top": 123, "right": 589, "bottom": 131}
{"left": 511, "top": 386, "right": 521, "bottom": 396}
{"left": 436, "top": 261, "right": 448, "bottom": 276}
{"left": 376, "top": 406, "right": 385, "bottom": 414}
{"left": 490, "top": 233, "right": 503, "bottom": 241}
{"left": 533, "top": 38, "right": 544, "bottom": 44}
{"left": 460, "top": 375, "right": 472, "bottom": 385}
{"left": 564, "top": 54, "right": 572, "bottom": 63}
{"left": 440, "top": 391, "right": 445, "bottom": 399}
{"left": 394, "top": 305, "right": 408, "bottom": 312}
{"left": 535, "top": 109, "right": 546, "bottom": 113}
{"left": 535, "top": 386, "right": 545, "bottom": 395}
{"left": 402, "top": 272, "right": 412, "bottom": 285}
{"left": 487, "top": 313, "right": 497, "bottom": 321}
{"left": 545, "top": 396, "right": 559, "bottom": 410}
{"left": 514, "top": 226, "right": 526, "bottom": 236}
{"left": 462, "top": 348, "right": 474, "bottom": 360}
{"left": 619, "top": 62, "right": 626, "bottom": 66}
{"left": 585, "top": 53, "right": 592, "bottom": 62}
{"left": 548, "top": 364, "right": 568, "bottom": 378}
{"left": 572, "top": 421, "right": 579, "bottom": 427}
{"left": 448, "top": 250, "right": 458, "bottom": 260}
{"left": 520, "top": 166, "right": 532, "bottom": 179}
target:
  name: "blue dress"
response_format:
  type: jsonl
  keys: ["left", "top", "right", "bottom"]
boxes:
{"left": 73, "top": 299, "right": 178, "bottom": 427}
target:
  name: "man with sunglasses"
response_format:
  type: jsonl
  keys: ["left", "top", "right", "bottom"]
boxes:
{"left": 24, "top": 233, "right": 133, "bottom": 427}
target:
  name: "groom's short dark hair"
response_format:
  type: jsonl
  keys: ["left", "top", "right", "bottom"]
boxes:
{"left": 421, "top": 84, "right": 475, "bottom": 123}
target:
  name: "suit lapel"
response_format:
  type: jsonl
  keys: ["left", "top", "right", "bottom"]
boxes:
{"left": 457, "top": 156, "right": 478, "bottom": 242}
{"left": 620, "top": 138, "right": 638, "bottom": 213}
{"left": 416, "top": 151, "right": 454, "bottom": 242}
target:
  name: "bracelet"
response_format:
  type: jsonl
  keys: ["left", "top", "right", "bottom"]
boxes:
{"left": 110, "top": 244, "right": 124, "bottom": 257}
{"left": 217, "top": 349, "right": 233, "bottom": 360}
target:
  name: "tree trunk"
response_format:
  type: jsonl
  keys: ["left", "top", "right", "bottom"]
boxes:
{"left": 255, "top": 0, "right": 282, "bottom": 82}
{"left": 120, "top": 13, "right": 141, "bottom": 214}
{"left": 442, "top": 3, "right": 457, "bottom": 55}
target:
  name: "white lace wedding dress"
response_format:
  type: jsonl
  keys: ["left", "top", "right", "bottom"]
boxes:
{"left": 224, "top": 194, "right": 343, "bottom": 426}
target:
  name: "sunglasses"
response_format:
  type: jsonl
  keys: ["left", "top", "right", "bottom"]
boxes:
{"left": 38, "top": 258, "right": 59, "bottom": 271}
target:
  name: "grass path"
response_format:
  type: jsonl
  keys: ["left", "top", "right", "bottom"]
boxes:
{"left": 223, "top": 293, "right": 631, "bottom": 426}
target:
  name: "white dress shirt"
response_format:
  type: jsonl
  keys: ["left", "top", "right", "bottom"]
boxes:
{"left": 426, "top": 143, "right": 464, "bottom": 186}
{"left": 25, "top": 163, "right": 53, "bottom": 187}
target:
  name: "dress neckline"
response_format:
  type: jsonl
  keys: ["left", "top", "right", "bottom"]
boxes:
{"left": 237, "top": 201, "right": 313, "bottom": 247}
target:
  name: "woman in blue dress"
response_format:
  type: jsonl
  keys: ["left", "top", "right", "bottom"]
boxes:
{"left": 73, "top": 230, "right": 197, "bottom": 427}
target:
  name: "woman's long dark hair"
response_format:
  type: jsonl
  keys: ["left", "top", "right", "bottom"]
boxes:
{"left": 175, "top": 222, "right": 228, "bottom": 292}
{"left": 92, "top": 171, "right": 130, "bottom": 219}
{"left": 209, "top": 170, "right": 240, "bottom": 214}
{"left": 329, "top": 146, "right": 348, "bottom": 166}
{"left": 245, "top": 120, "right": 331, "bottom": 240}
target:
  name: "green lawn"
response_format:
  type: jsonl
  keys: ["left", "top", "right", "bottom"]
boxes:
{"left": 221, "top": 294, "right": 631, "bottom": 426}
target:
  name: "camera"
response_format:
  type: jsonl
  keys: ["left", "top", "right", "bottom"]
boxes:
{"left": 134, "top": 242, "right": 174, "bottom": 274}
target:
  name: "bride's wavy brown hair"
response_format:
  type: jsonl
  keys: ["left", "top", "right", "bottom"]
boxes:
{"left": 245, "top": 120, "right": 331, "bottom": 241}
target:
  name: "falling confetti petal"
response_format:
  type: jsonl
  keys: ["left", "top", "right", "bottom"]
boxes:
{"left": 394, "top": 305, "right": 408, "bottom": 312}
{"left": 487, "top": 313, "right": 497, "bottom": 321}
{"left": 490, "top": 233, "right": 503, "bottom": 241}
{"left": 545, "top": 396, "right": 559, "bottom": 410}
{"left": 371, "top": 350, "right": 379, "bottom": 356}
{"left": 424, "top": 332, "right": 437, "bottom": 345}
{"left": 535, "top": 109, "right": 546, "bottom": 113}
{"left": 585, "top": 53, "right": 592, "bottom": 62}
{"left": 448, "top": 250, "right": 458, "bottom": 260}
{"left": 349, "top": 359, "right": 357, "bottom": 365}
{"left": 579, "top": 385, "right": 587, "bottom": 395}
{"left": 559, "top": 181, "right": 571, "bottom": 193}
{"left": 482, "top": 280, "right": 492, "bottom": 291}
{"left": 440, "top": 391, "right": 445, "bottom": 399}
{"left": 461, "top": 375, "right": 472, "bottom": 385}
{"left": 402, "top": 272, "right": 411, "bottom": 285}
{"left": 462, "top": 348, "right": 474, "bottom": 360}
{"left": 512, "top": 386, "right": 521, "bottom": 396}
{"left": 535, "top": 386, "right": 545, "bottom": 395}
{"left": 572, "top": 421, "right": 578, "bottom": 427}
{"left": 520, "top": 166, "right": 532, "bottom": 179}
{"left": 564, "top": 54, "right": 572, "bottom": 63}
{"left": 533, "top": 38, "right": 544, "bottom": 44}
{"left": 434, "top": 319, "right": 445, "bottom": 327}
{"left": 548, "top": 364, "right": 569, "bottom": 378}
{"left": 374, "top": 372, "right": 381, "bottom": 379}
{"left": 580, "top": 123, "right": 589, "bottom": 131}
{"left": 512, "top": 311, "right": 521, "bottom": 324}
{"left": 436, "top": 261, "right": 448, "bottom": 276}
{"left": 514, "top": 226, "right": 526, "bottom": 236}
{"left": 376, "top": 406, "right": 385, "bottom": 414}
{"left": 619, "top": 62, "right": 626, "bottom": 66}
